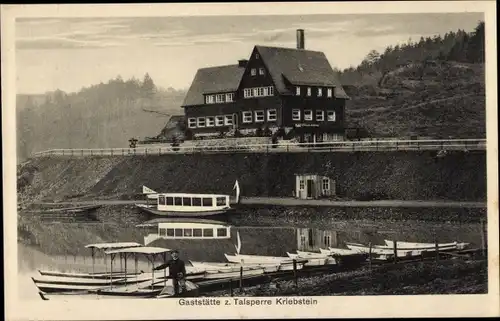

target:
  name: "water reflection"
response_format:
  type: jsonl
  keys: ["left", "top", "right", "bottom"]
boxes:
{"left": 137, "top": 218, "right": 232, "bottom": 245}
{"left": 129, "top": 217, "right": 483, "bottom": 262}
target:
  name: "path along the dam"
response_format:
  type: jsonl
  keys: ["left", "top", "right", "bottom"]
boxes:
{"left": 33, "top": 197, "right": 486, "bottom": 208}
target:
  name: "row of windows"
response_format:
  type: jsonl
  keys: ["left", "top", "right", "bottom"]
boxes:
{"left": 243, "top": 86, "right": 275, "bottom": 98}
{"left": 296, "top": 87, "right": 333, "bottom": 98}
{"left": 242, "top": 109, "right": 277, "bottom": 123}
{"left": 292, "top": 109, "right": 336, "bottom": 122}
{"left": 299, "top": 235, "right": 332, "bottom": 247}
{"left": 250, "top": 67, "right": 266, "bottom": 76}
{"left": 188, "top": 115, "right": 234, "bottom": 128}
{"left": 158, "top": 196, "right": 227, "bottom": 207}
{"left": 159, "top": 227, "right": 228, "bottom": 238}
{"left": 205, "top": 93, "right": 234, "bottom": 105}
{"left": 299, "top": 179, "right": 330, "bottom": 190}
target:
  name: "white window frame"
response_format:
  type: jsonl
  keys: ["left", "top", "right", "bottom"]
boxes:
{"left": 215, "top": 94, "right": 225, "bottom": 103}
{"left": 267, "top": 109, "right": 277, "bottom": 122}
{"left": 205, "top": 95, "right": 215, "bottom": 104}
{"left": 258, "top": 88, "right": 264, "bottom": 97}
{"left": 225, "top": 93, "right": 234, "bottom": 102}
{"left": 251, "top": 68, "right": 257, "bottom": 76}
{"left": 263, "top": 87, "right": 269, "bottom": 96}
{"left": 206, "top": 116, "right": 215, "bottom": 127}
{"left": 322, "top": 178, "right": 330, "bottom": 191}
{"left": 254, "top": 110, "right": 265, "bottom": 123}
{"left": 255, "top": 53, "right": 259, "bottom": 59}
{"left": 296, "top": 86, "right": 301, "bottom": 96}
{"left": 316, "top": 110, "right": 324, "bottom": 121}
{"left": 215, "top": 115, "right": 224, "bottom": 127}
{"left": 327, "top": 111, "right": 336, "bottom": 122}
{"left": 197, "top": 117, "right": 206, "bottom": 127}
{"left": 224, "top": 115, "right": 233, "bottom": 126}
{"left": 259, "top": 68, "right": 265, "bottom": 75}
{"left": 299, "top": 180, "right": 305, "bottom": 190}
{"left": 304, "top": 110, "right": 313, "bottom": 121}
{"left": 242, "top": 111, "right": 253, "bottom": 123}
{"left": 268, "top": 86, "right": 274, "bottom": 96}
{"left": 307, "top": 87, "right": 311, "bottom": 96}
{"left": 188, "top": 118, "right": 197, "bottom": 128}
{"left": 253, "top": 88, "right": 259, "bottom": 97}
{"left": 244, "top": 88, "right": 252, "bottom": 98}
{"left": 292, "top": 109, "right": 301, "bottom": 121}
{"left": 318, "top": 88, "right": 323, "bottom": 97}
{"left": 327, "top": 88, "right": 333, "bottom": 98}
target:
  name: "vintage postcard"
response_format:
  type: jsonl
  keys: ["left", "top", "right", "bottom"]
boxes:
{"left": 2, "top": 1, "right": 499, "bottom": 319}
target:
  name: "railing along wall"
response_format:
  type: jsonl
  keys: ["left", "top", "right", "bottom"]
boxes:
{"left": 31, "top": 139, "right": 487, "bottom": 158}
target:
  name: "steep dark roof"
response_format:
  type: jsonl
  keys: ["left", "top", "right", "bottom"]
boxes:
{"left": 182, "top": 46, "right": 349, "bottom": 107}
{"left": 181, "top": 65, "right": 245, "bottom": 107}
{"left": 256, "top": 46, "right": 349, "bottom": 99}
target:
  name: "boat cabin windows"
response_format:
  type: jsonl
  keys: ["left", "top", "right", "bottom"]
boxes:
{"left": 166, "top": 229, "right": 175, "bottom": 237}
{"left": 166, "top": 197, "right": 174, "bottom": 205}
{"left": 175, "top": 228, "right": 183, "bottom": 237}
{"left": 174, "top": 197, "right": 183, "bottom": 206}
{"left": 192, "top": 198, "right": 202, "bottom": 206}
{"left": 159, "top": 228, "right": 167, "bottom": 236}
{"left": 203, "top": 228, "right": 214, "bottom": 237}
{"left": 159, "top": 196, "right": 166, "bottom": 204}
{"left": 216, "top": 197, "right": 227, "bottom": 206}
{"left": 183, "top": 197, "right": 192, "bottom": 206}
{"left": 184, "top": 229, "right": 193, "bottom": 237}
{"left": 202, "top": 198, "right": 213, "bottom": 207}
{"left": 193, "top": 228, "right": 203, "bottom": 237}
{"left": 217, "top": 228, "right": 227, "bottom": 237}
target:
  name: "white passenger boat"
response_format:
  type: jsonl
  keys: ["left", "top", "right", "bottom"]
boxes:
{"left": 384, "top": 240, "right": 469, "bottom": 251}
{"left": 346, "top": 242, "right": 414, "bottom": 257}
{"left": 36, "top": 246, "right": 199, "bottom": 299}
{"left": 319, "top": 247, "right": 360, "bottom": 256}
{"left": 37, "top": 242, "right": 143, "bottom": 280}
{"left": 190, "top": 261, "right": 280, "bottom": 273}
{"left": 224, "top": 253, "right": 306, "bottom": 270}
{"left": 138, "top": 218, "right": 232, "bottom": 245}
{"left": 136, "top": 181, "right": 240, "bottom": 218}
{"left": 286, "top": 252, "right": 333, "bottom": 266}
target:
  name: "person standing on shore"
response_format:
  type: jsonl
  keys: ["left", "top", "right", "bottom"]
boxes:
{"left": 153, "top": 249, "right": 187, "bottom": 295}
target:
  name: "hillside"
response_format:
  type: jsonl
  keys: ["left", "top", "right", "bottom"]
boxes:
{"left": 16, "top": 76, "right": 186, "bottom": 162}
{"left": 338, "top": 22, "right": 485, "bottom": 139}
{"left": 344, "top": 62, "right": 485, "bottom": 138}
{"left": 17, "top": 151, "right": 486, "bottom": 206}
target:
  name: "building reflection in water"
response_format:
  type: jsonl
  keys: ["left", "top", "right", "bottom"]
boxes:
{"left": 296, "top": 228, "right": 339, "bottom": 252}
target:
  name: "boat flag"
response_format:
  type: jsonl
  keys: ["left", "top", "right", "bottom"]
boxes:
{"left": 142, "top": 186, "right": 159, "bottom": 199}
{"left": 233, "top": 180, "right": 241, "bottom": 204}
{"left": 142, "top": 186, "right": 157, "bottom": 194}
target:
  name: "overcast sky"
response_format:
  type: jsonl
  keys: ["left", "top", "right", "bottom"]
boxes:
{"left": 16, "top": 13, "right": 483, "bottom": 94}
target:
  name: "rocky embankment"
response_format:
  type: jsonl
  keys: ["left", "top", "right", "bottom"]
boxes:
{"left": 17, "top": 150, "right": 486, "bottom": 206}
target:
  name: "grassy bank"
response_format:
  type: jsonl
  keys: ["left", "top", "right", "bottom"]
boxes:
{"left": 207, "top": 259, "right": 487, "bottom": 296}
{"left": 18, "top": 151, "right": 486, "bottom": 206}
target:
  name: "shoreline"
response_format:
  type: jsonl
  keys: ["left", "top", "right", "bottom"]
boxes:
{"left": 32, "top": 197, "right": 487, "bottom": 208}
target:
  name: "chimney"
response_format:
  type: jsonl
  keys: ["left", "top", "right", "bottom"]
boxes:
{"left": 296, "top": 29, "right": 305, "bottom": 50}
{"left": 238, "top": 59, "right": 248, "bottom": 68}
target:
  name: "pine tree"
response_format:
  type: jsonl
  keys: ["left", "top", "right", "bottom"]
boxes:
{"left": 141, "top": 73, "right": 156, "bottom": 98}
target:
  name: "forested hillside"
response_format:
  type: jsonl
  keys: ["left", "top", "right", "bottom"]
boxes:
{"left": 16, "top": 74, "right": 185, "bottom": 162}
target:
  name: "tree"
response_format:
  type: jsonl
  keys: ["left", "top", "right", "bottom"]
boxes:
{"left": 466, "top": 21, "right": 485, "bottom": 63}
{"left": 141, "top": 73, "right": 156, "bottom": 97}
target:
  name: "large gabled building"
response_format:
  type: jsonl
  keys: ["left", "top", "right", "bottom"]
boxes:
{"left": 181, "top": 29, "right": 350, "bottom": 143}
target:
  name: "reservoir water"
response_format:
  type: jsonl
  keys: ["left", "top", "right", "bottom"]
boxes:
{"left": 17, "top": 206, "right": 486, "bottom": 300}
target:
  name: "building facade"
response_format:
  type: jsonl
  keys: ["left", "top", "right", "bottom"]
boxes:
{"left": 294, "top": 174, "right": 336, "bottom": 200}
{"left": 181, "top": 29, "right": 350, "bottom": 142}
